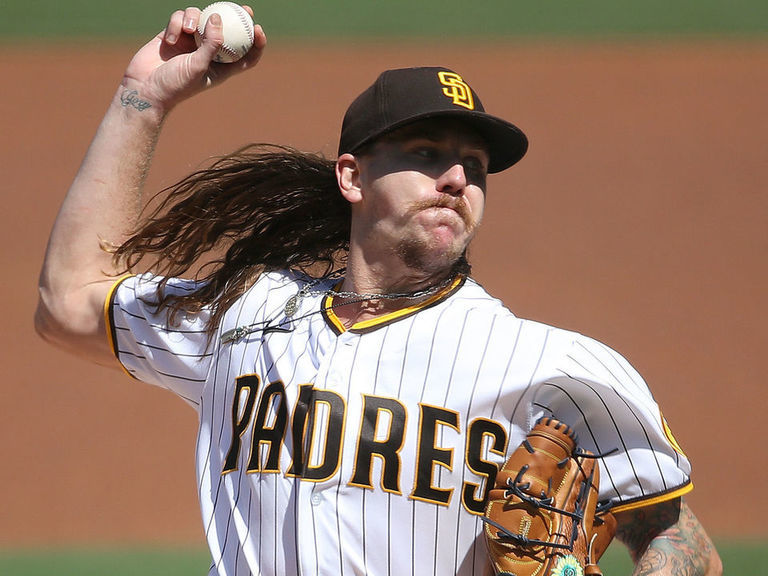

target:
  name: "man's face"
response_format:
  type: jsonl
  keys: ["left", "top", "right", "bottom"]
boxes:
{"left": 351, "top": 119, "right": 490, "bottom": 275}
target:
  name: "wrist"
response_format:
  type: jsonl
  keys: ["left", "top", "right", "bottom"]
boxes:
{"left": 113, "top": 81, "right": 169, "bottom": 125}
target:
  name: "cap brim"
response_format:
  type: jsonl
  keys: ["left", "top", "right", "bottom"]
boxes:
{"left": 459, "top": 112, "right": 529, "bottom": 173}
{"left": 348, "top": 110, "right": 528, "bottom": 174}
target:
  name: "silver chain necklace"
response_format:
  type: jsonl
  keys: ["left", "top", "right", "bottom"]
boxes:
{"left": 221, "top": 270, "right": 457, "bottom": 344}
{"left": 283, "top": 272, "right": 454, "bottom": 317}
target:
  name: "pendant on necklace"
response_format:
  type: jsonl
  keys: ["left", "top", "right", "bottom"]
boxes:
{"left": 284, "top": 294, "right": 300, "bottom": 317}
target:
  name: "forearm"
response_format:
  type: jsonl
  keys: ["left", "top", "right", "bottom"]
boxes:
{"left": 37, "top": 82, "right": 165, "bottom": 341}
{"left": 41, "top": 83, "right": 163, "bottom": 282}
{"left": 616, "top": 499, "right": 722, "bottom": 576}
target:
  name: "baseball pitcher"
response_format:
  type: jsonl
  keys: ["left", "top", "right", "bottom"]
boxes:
{"left": 35, "top": 6, "right": 721, "bottom": 576}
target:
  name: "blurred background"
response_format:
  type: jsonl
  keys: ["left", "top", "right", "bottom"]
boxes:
{"left": 1, "top": 0, "right": 766, "bottom": 573}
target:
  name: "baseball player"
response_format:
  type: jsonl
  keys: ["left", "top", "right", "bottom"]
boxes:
{"left": 36, "top": 7, "right": 721, "bottom": 576}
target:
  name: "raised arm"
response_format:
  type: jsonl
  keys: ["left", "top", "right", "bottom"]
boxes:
{"left": 615, "top": 498, "right": 722, "bottom": 575}
{"left": 35, "top": 7, "right": 266, "bottom": 366}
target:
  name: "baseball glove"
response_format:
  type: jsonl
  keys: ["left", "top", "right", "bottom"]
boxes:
{"left": 483, "top": 417, "right": 616, "bottom": 576}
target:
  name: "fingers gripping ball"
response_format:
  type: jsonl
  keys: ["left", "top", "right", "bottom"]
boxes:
{"left": 483, "top": 418, "right": 617, "bottom": 576}
{"left": 195, "top": 2, "right": 255, "bottom": 63}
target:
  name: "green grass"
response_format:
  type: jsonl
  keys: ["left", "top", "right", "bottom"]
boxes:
{"left": 0, "top": 546, "right": 212, "bottom": 576}
{"left": 0, "top": 540, "right": 763, "bottom": 575}
{"left": 2, "top": 0, "right": 768, "bottom": 41}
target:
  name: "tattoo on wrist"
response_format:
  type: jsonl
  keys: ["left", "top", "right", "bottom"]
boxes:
{"left": 120, "top": 89, "right": 152, "bottom": 112}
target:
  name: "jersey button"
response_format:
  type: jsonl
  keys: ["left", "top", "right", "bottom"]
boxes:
{"left": 311, "top": 494, "right": 322, "bottom": 506}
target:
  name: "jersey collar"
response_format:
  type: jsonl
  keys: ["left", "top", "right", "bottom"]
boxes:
{"left": 321, "top": 275, "right": 466, "bottom": 335}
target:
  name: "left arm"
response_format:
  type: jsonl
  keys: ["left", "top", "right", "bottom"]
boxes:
{"left": 614, "top": 497, "right": 722, "bottom": 576}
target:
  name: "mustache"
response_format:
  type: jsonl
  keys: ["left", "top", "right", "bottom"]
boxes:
{"left": 410, "top": 196, "right": 471, "bottom": 224}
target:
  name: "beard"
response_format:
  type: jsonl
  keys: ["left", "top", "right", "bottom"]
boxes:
{"left": 394, "top": 197, "right": 477, "bottom": 274}
{"left": 395, "top": 237, "right": 466, "bottom": 273}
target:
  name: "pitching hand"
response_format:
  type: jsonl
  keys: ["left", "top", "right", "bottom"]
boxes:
{"left": 122, "top": 6, "right": 266, "bottom": 115}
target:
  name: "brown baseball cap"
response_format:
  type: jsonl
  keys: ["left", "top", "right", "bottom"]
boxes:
{"left": 338, "top": 67, "right": 528, "bottom": 173}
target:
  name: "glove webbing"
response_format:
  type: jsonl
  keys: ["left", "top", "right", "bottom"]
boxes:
{"left": 481, "top": 461, "right": 595, "bottom": 552}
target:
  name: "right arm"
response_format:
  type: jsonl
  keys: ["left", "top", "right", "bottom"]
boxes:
{"left": 35, "top": 7, "right": 266, "bottom": 366}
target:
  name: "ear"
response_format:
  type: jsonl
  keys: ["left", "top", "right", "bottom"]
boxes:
{"left": 336, "top": 153, "right": 364, "bottom": 204}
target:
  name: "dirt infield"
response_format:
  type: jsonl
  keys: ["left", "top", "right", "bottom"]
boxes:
{"left": 1, "top": 40, "right": 766, "bottom": 544}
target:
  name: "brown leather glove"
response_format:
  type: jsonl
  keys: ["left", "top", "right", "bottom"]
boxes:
{"left": 483, "top": 417, "right": 616, "bottom": 576}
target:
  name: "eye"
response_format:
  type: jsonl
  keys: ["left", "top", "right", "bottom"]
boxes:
{"left": 410, "top": 146, "right": 439, "bottom": 161}
{"left": 463, "top": 155, "right": 487, "bottom": 176}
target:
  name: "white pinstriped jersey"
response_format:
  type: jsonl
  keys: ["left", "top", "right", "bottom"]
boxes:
{"left": 107, "top": 270, "right": 692, "bottom": 576}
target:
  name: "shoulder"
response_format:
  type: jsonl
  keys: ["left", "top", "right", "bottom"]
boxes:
{"left": 117, "top": 273, "right": 203, "bottom": 297}
{"left": 241, "top": 268, "right": 324, "bottom": 298}
{"left": 457, "top": 277, "right": 593, "bottom": 347}
{"left": 553, "top": 332, "right": 653, "bottom": 397}
{"left": 456, "top": 280, "right": 649, "bottom": 393}
{"left": 220, "top": 268, "right": 319, "bottom": 322}
{"left": 451, "top": 277, "right": 514, "bottom": 315}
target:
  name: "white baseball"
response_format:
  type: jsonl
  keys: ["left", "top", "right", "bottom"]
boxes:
{"left": 195, "top": 2, "right": 255, "bottom": 63}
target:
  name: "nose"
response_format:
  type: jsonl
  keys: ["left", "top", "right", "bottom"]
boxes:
{"left": 436, "top": 163, "right": 467, "bottom": 196}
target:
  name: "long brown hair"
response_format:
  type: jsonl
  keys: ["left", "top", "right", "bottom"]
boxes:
{"left": 112, "top": 144, "right": 350, "bottom": 334}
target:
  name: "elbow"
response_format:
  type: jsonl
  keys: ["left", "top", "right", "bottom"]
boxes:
{"left": 34, "top": 284, "right": 103, "bottom": 348}
{"left": 35, "top": 283, "right": 119, "bottom": 368}
{"left": 34, "top": 291, "right": 70, "bottom": 347}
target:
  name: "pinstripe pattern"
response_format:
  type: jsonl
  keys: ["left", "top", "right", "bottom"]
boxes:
{"left": 109, "top": 271, "right": 692, "bottom": 576}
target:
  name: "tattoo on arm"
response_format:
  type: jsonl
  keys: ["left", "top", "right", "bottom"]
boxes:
{"left": 615, "top": 498, "right": 681, "bottom": 562}
{"left": 120, "top": 89, "right": 152, "bottom": 112}
{"left": 615, "top": 498, "right": 717, "bottom": 575}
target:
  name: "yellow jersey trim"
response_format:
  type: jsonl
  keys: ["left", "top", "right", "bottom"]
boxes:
{"left": 322, "top": 275, "right": 466, "bottom": 335}
{"left": 104, "top": 274, "right": 138, "bottom": 380}
{"left": 609, "top": 481, "right": 693, "bottom": 514}
{"left": 322, "top": 287, "right": 346, "bottom": 334}
{"left": 660, "top": 410, "right": 687, "bottom": 457}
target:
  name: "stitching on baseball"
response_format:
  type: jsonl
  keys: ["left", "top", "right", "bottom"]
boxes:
{"left": 204, "top": 2, "right": 254, "bottom": 61}
{"left": 222, "top": 4, "right": 253, "bottom": 58}
{"left": 235, "top": 6, "right": 255, "bottom": 43}
{"left": 218, "top": 46, "right": 241, "bottom": 62}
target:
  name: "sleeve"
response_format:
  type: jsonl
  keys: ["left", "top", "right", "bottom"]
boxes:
{"left": 105, "top": 273, "right": 215, "bottom": 408}
{"left": 532, "top": 333, "right": 692, "bottom": 513}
